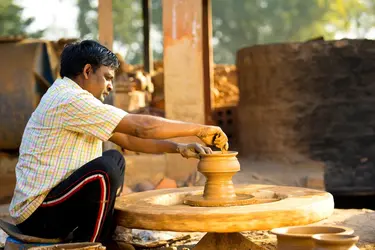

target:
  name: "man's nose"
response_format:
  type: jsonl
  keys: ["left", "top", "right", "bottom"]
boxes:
{"left": 107, "top": 82, "right": 113, "bottom": 92}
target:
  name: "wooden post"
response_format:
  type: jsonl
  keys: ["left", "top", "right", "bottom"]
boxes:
{"left": 142, "top": 0, "right": 153, "bottom": 73}
{"left": 98, "top": 0, "right": 113, "bottom": 50}
{"left": 162, "top": 0, "right": 213, "bottom": 181}
{"left": 98, "top": 0, "right": 115, "bottom": 151}
{"left": 202, "top": 0, "right": 214, "bottom": 125}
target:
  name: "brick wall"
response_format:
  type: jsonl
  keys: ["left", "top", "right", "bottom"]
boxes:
{"left": 237, "top": 39, "right": 375, "bottom": 194}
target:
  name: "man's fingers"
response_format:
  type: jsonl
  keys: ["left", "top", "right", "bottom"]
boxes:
{"left": 191, "top": 153, "right": 200, "bottom": 159}
{"left": 214, "top": 132, "right": 228, "bottom": 143}
{"left": 180, "top": 142, "right": 220, "bottom": 159}
{"left": 204, "top": 147, "right": 213, "bottom": 154}
{"left": 193, "top": 143, "right": 206, "bottom": 155}
{"left": 214, "top": 137, "right": 226, "bottom": 146}
{"left": 181, "top": 149, "right": 189, "bottom": 158}
{"left": 214, "top": 137, "right": 228, "bottom": 150}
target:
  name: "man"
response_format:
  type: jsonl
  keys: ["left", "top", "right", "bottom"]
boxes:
{"left": 9, "top": 40, "right": 228, "bottom": 247}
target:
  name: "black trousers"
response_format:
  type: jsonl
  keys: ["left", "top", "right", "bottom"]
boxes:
{"left": 17, "top": 150, "right": 125, "bottom": 244}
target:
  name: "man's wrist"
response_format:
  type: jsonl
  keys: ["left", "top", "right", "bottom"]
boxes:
{"left": 194, "top": 124, "right": 206, "bottom": 138}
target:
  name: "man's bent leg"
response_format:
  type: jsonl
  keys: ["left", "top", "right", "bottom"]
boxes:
{"left": 18, "top": 150, "right": 125, "bottom": 243}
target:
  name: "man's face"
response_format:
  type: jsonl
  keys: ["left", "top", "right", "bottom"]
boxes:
{"left": 83, "top": 65, "right": 114, "bottom": 102}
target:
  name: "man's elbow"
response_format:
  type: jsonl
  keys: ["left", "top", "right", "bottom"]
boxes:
{"left": 134, "top": 127, "right": 147, "bottom": 138}
{"left": 114, "top": 114, "right": 157, "bottom": 139}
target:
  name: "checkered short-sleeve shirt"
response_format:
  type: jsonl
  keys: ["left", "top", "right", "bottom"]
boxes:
{"left": 9, "top": 77, "right": 127, "bottom": 224}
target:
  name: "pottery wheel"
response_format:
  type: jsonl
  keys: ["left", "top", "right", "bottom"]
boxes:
{"left": 114, "top": 184, "right": 334, "bottom": 233}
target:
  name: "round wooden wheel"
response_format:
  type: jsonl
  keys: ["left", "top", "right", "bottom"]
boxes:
{"left": 114, "top": 184, "right": 334, "bottom": 233}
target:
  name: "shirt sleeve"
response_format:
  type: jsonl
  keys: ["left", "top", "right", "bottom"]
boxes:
{"left": 62, "top": 92, "right": 128, "bottom": 141}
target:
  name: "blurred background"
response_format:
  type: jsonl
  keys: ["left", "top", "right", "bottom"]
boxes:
{"left": 2, "top": 0, "right": 375, "bottom": 208}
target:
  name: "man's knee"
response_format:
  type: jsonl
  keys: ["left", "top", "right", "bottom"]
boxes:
{"left": 103, "top": 150, "right": 125, "bottom": 171}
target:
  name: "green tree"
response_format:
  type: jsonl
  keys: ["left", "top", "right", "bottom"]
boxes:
{"left": 77, "top": 0, "right": 157, "bottom": 64}
{"left": 0, "top": 0, "right": 44, "bottom": 38}
{"left": 211, "top": 0, "right": 369, "bottom": 63}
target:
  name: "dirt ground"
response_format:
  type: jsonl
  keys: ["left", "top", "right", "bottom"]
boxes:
{"left": 110, "top": 208, "right": 375, "bottom": 250}
{"left": 2, "top": 208, "right": 375, "bottom": 249}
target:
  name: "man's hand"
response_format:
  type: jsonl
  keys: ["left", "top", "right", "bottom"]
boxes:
{"left": 196, "top": 126, "right": 229, "bottom": 151}
{"left": 177, "top": 143, "right": 213, "bottom": 159}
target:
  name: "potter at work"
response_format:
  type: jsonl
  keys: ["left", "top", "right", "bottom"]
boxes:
{"left": 6, "top": 40, "right": 229, "bottom": 249}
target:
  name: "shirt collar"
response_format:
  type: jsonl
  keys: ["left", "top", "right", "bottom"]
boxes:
{"left": 62, "top": 77, "right": 84, "bottom": 90}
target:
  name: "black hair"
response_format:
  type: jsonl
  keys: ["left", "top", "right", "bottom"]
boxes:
{"left": 59, "top": 40, "right": 119, "bottom": 78}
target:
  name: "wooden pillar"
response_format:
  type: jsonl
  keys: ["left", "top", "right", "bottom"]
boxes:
{"left": 163, "top": 0, "right": 212, "bottom": 124}
{"left": 98, "top": 0, "right": 113, "bottom": 50}
{"left": 99, "top": 0, "right": 114, "bottom": 151}
{"left": 162, "top": 0, "right": 213, "bottom": 181}
{"left": 142, "top": 0, "right": 153, "bottom": 73}
{"left": 202, "top": 0, "right": 214, "bottom": 125}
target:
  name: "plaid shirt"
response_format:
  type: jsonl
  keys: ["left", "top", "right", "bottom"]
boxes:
{"left": 9, "top": 77, "right": 127, "bottom": 224}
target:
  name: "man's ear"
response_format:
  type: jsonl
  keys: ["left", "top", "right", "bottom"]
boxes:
{"left": 83, "top": 64, "right": 92, "bottom": 79}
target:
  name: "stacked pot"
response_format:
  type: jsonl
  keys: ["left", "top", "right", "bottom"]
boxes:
{"left": 271, "top": 225, "right": 359, "bottom": 250}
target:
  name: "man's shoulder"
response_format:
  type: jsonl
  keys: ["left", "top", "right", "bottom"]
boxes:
{"left": 48, "top": 78, "right": 93, "bottom": 104}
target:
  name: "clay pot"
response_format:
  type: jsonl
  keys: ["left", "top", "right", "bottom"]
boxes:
{"left": 271, "top": 226, "right": 354, "bottom": 250}
{"left": 155, "top": 177, "right": 177, "bottom": 189}
{"left": 312, "top": 234, "right": 359, "bottom": 250}
{"left": 198, "top": 151, "right": 240, "bottom": 201}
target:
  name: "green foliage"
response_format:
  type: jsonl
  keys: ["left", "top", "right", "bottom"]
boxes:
{"left": 0, "top": 0, "right": 44, "bottom": 38}
{"left": 211, "top": 0, "right": 370, "bottom": 63}
{"left": 76, "top": 0, "right": 372, "bottom": 64}
{"left": 77, "top": 0, "right": 149, "bottom": 64}
{"left": 77, "top": 0, "right": 97, "bottom": 38}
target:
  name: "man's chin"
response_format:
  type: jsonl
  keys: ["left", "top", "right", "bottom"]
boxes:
{"left": 97, "top": 95, "right": 105, "bottom": 102}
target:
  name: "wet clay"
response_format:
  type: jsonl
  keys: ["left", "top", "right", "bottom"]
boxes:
{"left": 312, "top": 234, "right": 359, "bottom": 250}
{"left": 271, "top": 226, "right": 354, "bottom": 250}
{"left": 184, "top": 151, "right": 254, "bottom": 206}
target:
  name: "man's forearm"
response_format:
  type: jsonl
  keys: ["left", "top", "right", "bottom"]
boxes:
{"left": 109, "top": 133, "right": 179, "bottom": 154}
{"left": 114, "top": 114, "right": 204, "bottom": 139}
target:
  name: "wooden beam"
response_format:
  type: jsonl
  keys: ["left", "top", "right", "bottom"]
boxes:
{"left": 202, "top": 0, "right": 214, "bottom": 125}
{"left": 142, "top": 0, "right": 153, "bottom": 73}
{"left": 98, "top": 0, "right": 114, "bottom": 151}
{"left": 98, "top": 0, "right": 113, "bottom": 50}
{"left": 163, "top": 0, "right": 212, "bottom": 124}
